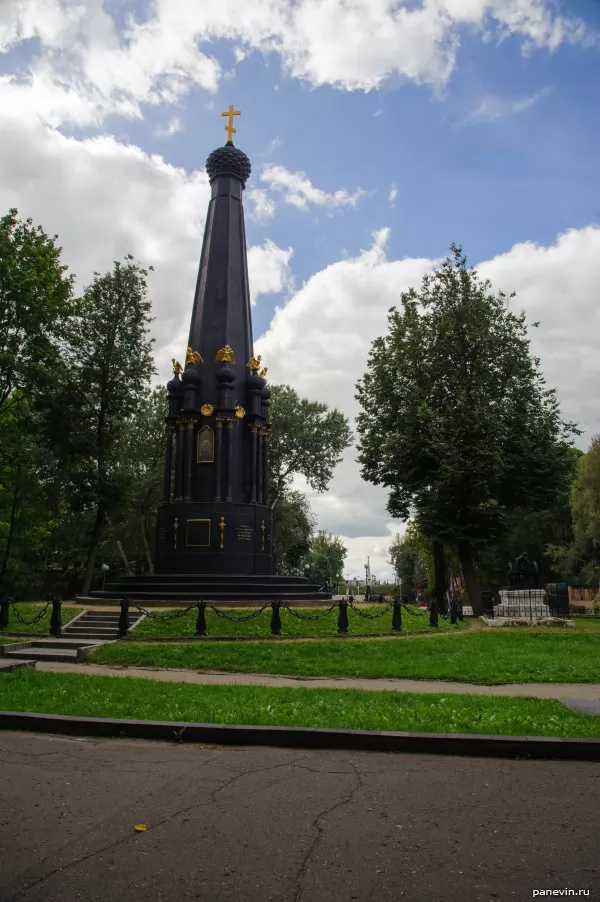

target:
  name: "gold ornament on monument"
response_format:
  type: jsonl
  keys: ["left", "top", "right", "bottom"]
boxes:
{"left": 215, "top": 344, "right": 235, "bottom": 363}
{"left": 246, "top": 354, "right": 262, "bottom": 370}
{"left": 172, "top": 358, "right": 183, "bottom": 374}
{"left": 258, "top": 367, "right": 268, "bottom": 379}
{"left": 200, "top": 403, "right": 215, "bottom": 416}
{"left": 186, "top": 347, "right": 203, "bottom": 365}
{"left": 234, "top": 405, "right": 246, "bottom": 419}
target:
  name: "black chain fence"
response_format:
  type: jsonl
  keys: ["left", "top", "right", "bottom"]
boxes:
{"left": 348, "top": 600, "right": 392, "bottom": 619}
{"left": 130, "top": 601, "right": 199, "bottom": 620}
{"left": 282, "top": 602, "right": 338, "bottom": 620}
{"left": 116, "top": 596, "right": 448, "bottom": 638}
{"left": 207, "top": 603, "right": 270, "bottom": 622}
{"left": 9, "top": 600, "right": 51, "bottom": 626}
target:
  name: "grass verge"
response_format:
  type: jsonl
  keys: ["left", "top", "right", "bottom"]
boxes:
{"left": 0, "top": 670, "right": 598, "bottom": 738}
{"left": 131, "top": 604, "right": 465, "bottom": 639}
{"left": 90, "top": 628, "right": 600, "bottom": 684}
{"left": 1, "top": 603, "right": 84, "bottom": 635}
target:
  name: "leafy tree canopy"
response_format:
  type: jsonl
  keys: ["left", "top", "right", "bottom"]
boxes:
{"left": 0, "top": 208, "right": 75, "bottom": 412}
{"left": 356, "top": 244, "right": 577, "bottom": 612}
{"left": 268, "top": 385, "right": 352, "bottom": 507}
{"left": 272, "top": 489, "right": 315, "bottom": 576}
{"left": 548, "top": 436, "right": 600, "bottom": 585}
{"left": 303, "top": 530, "right": 347, "bottom": 587}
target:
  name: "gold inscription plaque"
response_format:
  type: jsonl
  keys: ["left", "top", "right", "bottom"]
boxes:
{"left": 236, "top": 525, "right": 253, "bottom": 541}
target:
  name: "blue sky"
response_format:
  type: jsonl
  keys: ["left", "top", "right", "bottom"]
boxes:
{"left": 87, "top": 4, "right": 600, "bottom": 336}
{"left": 1, "top": 0, "right": 599, "bottom": 578}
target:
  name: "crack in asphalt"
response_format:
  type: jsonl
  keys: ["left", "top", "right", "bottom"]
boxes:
{"left": 5, "top": 752, "right": 312, "bottom": 899}
{"left": 293, "top": 761, "right": 364, "bottom": 902}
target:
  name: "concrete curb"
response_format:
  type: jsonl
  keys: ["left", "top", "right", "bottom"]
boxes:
{"left": 1, "top": 711, "right": 599, "bottom": 760}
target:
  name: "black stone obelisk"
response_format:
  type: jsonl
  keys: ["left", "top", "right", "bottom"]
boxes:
{"left": 154, "top": 140, "right": 273, "bottom": 576}
{"left": 90, "top": 122, "right": 330, "bottom": 603}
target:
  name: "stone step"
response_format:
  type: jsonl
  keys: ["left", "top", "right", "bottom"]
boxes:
{"left": 28, "top": 639, "right": 98, "bottom": 650}
{"left": 67, "top": 617, "right": 119, "bottom": 627}
{"left": 64, "top": 627, "right": 118, "bottom": 635}
{"left": 62, "top": 629, "right": 118, "bottom": 639}
{"left": 4, "top": 647, "right": 79, "bottom": 662}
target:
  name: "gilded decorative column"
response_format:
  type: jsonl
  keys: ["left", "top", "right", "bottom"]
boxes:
{"left": 213, "top": 418, "right": 224, "bottom": 502}
{"left": 162, "top": 425, "right": 175, "bottom": 503}
{"left": 225, "top": 419, "right": 234, "bottom": 503}
{"left": 174, "top": 422, "right": 185, "bottom": 500}
{"left": 262, "top": 428, "right": 270, "bottom": 506}
{"left": 249, "top": 423, "right": 258, "bottom": 504}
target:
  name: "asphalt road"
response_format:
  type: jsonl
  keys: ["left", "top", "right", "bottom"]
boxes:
{"left": 1, "top": 731, "right": 598, "bottom": 902}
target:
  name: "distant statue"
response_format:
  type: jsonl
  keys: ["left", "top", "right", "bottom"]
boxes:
{"left": 507, "top": 552, "right": 539, "bottom": 589}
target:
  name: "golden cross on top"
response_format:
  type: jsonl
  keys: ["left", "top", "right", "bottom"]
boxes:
{"left": 221, "top": 104, "right": 241, "bottom": 143}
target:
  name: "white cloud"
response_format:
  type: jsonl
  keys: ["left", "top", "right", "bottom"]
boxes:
{"left": 388, "top": 184, "right": 398, "bottom": 206}
{"left": 0, "top": 109, "right": 292, "bottom": 372}
{"left": 256, "top": 225, "right": 600, "bottom": 579}
{"left": 1, "top": 0, "right": 596, "bottom": 127}
{"left": 246, "top": 187, "right": 277, "bottom": 222}
{"left": 457, "top": 86, "right": 551, "bottom": 126}
{"left": 373, "top": 109, "right": 384, "bottom": 117}
{"left": 154, "top": 117, "right": 182, "bottom": 138}
{"left": 260, "top": 164, "right": 366, "bottom": 212}
{"left": 247, "top": 240, "right": 294, "bottom": 305}
{"left": 266, "top": 136, "right": 282, "bottom": 155}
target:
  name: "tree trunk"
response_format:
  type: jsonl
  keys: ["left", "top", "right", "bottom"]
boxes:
{"left": 81, "top": 503, "right": 105, "bottom": 596}
{"left": 458, "top": 540, "right": 483, "bottom": 616}
{"left": 105, "top": 513, "right": 133, "bottom": 576}
{"left": 432, "top": 539, "right": 446, "bottom": 610}
{"left": 140, "top": 514, "right": 154, "bottom": 575}
{"left": 0, "top": 465, "right": 21, "bottom": 582}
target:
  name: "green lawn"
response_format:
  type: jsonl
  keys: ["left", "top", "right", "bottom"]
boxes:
{"left": 90, "top": 627, "right": 600, "bottom": 684}
{"left": 0, "top": 603, "right": 84, "bottom": 635}
{"left": 131, "top": 603, "right": 463, "bottom": 639}
{"left": 1, "top": 670, "right": 598, "bottom": 738}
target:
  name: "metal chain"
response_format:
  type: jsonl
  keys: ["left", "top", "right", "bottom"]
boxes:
{"left": 282, "top": 602, "right": 338, "bottom": 620}
{"left": 130, "top": 601, "right": 199, "bottom": 620}
{"left": 401, "top": 603, "right": 428, "bottom": 617}
{"left": 207, "top": 603, "right": 270, "bottom": 622}
{"left": 10, "top": 600, "right": 51, "bottom": 625}
{"left": 348, "top": 600, "right": 392, "bottom": 619}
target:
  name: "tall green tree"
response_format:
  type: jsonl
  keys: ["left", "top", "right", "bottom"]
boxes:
{"left": 268, "top": 385, "right": 352, "bottom": 508}
{"left": 303, "top": 530, "right": 347, "bottom": 587}
{"left": 45, "top": 257, "right": 156, "bottom": 595}
{"left": 548, "top": 437, "right": 600, "bottom": 587}
{"left": 388, "top": 528, "right": 428, "bottom": 596}
{"left": 356, "top": 245, "right": 577, "bottom": 615}
{"left": 0, "top": 208, "right": 75, "bottom": 412}
{"left": 108, "top": 387, "right": 166, "bottom": 575}
{"left": 0, "top": 397, "right": 59, "bottom": 588}
{"left": 272, "top": 489, "right": 315, "bottom": 575}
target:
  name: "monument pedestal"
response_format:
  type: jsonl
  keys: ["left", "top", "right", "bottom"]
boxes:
{"left": 494, "top": 589, "right": 549, "bottom": 619}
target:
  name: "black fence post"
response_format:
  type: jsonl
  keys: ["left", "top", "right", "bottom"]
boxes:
{"left": 0, "top": 597, "right": 10, "bottom": 630}
{"left": 270, "top": 601, "right": 282, "bottom": 636}
{"left": 337, "top": 598, "right": 349, "bottom": 635}
{"left": 118, "top": 597, "right": 130, "bottom": 638}
{"left": 429, "top": 599, "right": 439, "bottom": 628}
{"left": 392, "top": 598, "right": 402, "bottom": 631}
{"left": 195, "top": 601, "right": 207, "bottom": 637}
{"left": 450, "top": 596, "right": 458, "bottom": 625}
{"left": 49, "top": 596, "right": 62, "bottom": 638}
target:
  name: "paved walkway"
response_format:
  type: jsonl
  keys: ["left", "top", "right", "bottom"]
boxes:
{"left": 36, "top": 660, "right": 600, "bottom": 701}
{"left": 1, "top": 731, "right": 598, "bottom": 902}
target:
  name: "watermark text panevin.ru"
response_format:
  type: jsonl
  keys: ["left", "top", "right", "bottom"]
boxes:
{"left": 533, "top": 891, "right": 590, "bottom": 897}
